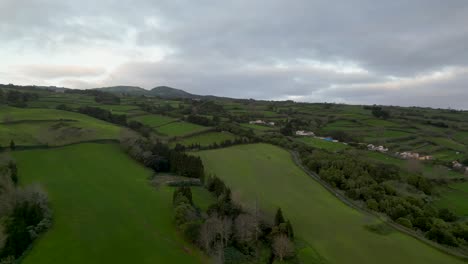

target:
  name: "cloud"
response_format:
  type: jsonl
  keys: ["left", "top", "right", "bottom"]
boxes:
{"left": 17, "top": 65, "right": 106, "bottom": 79}
{"left": 0, "top": 0, "right": 467, "bottom": 109}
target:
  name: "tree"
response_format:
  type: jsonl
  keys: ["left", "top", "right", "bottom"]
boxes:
{"left": 275, "top": 208, "right": 285, "bottom": 226}
{"left": 9, "top": 140, "right": 15, "bottom": 151}
{"left": 220, "top": 217, "right": 232, "bottom": 247}
{"left": 234, "top": 214, "right": 256, "bottom": 243}
{"left": 272, "top": 234, "right": 295, "bottom": 262}
{"left": 285, "top": 220, "right": 294, "bottom": 239}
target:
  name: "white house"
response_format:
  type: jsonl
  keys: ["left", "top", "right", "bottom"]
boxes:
{"left": 295, "top": 130, "right": 315, "bottom": 136}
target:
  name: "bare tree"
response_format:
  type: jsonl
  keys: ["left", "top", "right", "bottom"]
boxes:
{"left": 234, "top": 214, "right": 256, "bottom": 243}
{"left": 0, "top": 173, "right": 15, "bottom": 218}
{"left": 272, "top": 234, "right": 295, "bottom": 262}
{"left": 220, "top": 217, "right": 232, "bottom": 247}
{"left": 198, "top": 215, "right": 222, "bottom": 254}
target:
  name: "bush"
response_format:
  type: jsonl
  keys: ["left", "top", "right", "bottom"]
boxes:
{"left": 396, "top": 217, "right": 413, "bottom": 228}
{"left": 438, "top": 208, "right": 457, "bottom": 222}
{"left": 181, "top": 220, "right": 202, "bottom": 243}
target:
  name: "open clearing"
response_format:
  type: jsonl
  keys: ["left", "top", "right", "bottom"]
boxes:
{"left": 129, "top": 114, "right": 178, "bottom": 128}
{"left": 196, "top": 144, "right": 464, "bottom": 264}
{"left": 296, "top": 137, "right": 349, "bottom": 151}
{"left": 14, "top": 143, "right": 205, "bottom": 264}
{"left": 0, "top": 106, "right": 121, "bottom": 146}
{"left": 173, "top": 131, "right": 238, "bottom": 147}
{"left": 156, "top": 121, "right": 210, "bottom": 137}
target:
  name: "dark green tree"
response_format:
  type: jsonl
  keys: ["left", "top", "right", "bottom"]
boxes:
{"left": 10, "top": 139, "right": 16, "bottom": 150}
{"left": 275, "top": 208, "right": 285, "bottom": 226}
{"left": 286, "top": 220, "right": 294, "bottom": 239}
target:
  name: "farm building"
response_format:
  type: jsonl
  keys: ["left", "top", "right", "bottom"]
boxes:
{"left": 367, "top": 144, "right": 388, "bottom": 153}
{"left": 296, "top": 130, "right": 315, "bottom": 136}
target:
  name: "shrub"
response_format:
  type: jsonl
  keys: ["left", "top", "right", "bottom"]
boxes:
{"left": 396, "top": 217, "right": 413, "bottom": 229}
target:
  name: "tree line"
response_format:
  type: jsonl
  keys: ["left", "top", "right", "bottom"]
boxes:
{"left": 300, "top": 148, "right": 468, "bottom": 247}
{"left": 64, "top": 89, "right": 121, "bottom": 105}
{"left": 0, "top": 157, "right": 51, "bottom": 263}
{"left": 0, "top": 89, "right": 39, "bottom": 108}
{"left": 172, "top": 175, "right": 296, "bottom": 263}
{"left": 120, "top": 132, "right": 204, "bottom": 179}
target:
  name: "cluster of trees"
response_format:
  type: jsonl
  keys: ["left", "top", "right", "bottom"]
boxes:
{"left": 280, "top": 119, "right": 310, "bottom": 136}
{"left": 173, "top": 137, "right": 256, "bottom": 152}
{"left": 187, "top": 100, "right": 226, "bottom": 116}
{"left": 64, "top": 89, "right": 121, "bottom": 104}
{"left": 0, "top": 158, "right": 51, "bottom": 262}
{"left": 94, "top": 91, "right": 120, "bottom": 105}
{"left": 185, "top": 115, "right": 219, "bottom": 127}
{"left": 364, "top": 105, "right": 390, "bottom": 119}
{"left": 301, "top": 149, "right": 468, "bottom": 247}
{"left": 216, "top": 123, "right": 255, "bottom": 139}
{"left": 425, "top": 120, "right": 449, "bottom": 128}
{"left": 138, "top": 102, "right": 175, "bottom": 115}
{"left": 172, "top": 176, "right": 296, "bottom": 263}
{"left": 120, "top": 133, "right": 204, "bottom": 179}
{"left": 0, "top": 90, "right": 38, "bottom": 107}
{"left": 77, "top": 106, "right": 127, "bottom": 126}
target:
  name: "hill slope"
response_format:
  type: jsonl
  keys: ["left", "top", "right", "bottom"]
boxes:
{"left": 196, "top": 144, "right": 464, "bottom": 264}
{"left": 15, "top": 143, "right": 206, "bottom": 264}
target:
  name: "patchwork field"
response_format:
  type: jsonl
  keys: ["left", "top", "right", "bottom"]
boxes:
{"left": 129, "top": 114, "right": 178, "bottom": 128}
{"left": 172, "top": 131, "right": 238, "bottom": 147}
{"left": 0, "top": 107, "right": 121, "bottom": 147}
{"left": 296, "top": 137, "right": 349, "bottom": 151}
{"left": 196, "top": 144, "right": 464, "bottom": 264}
{"left": 14, "top": 144, "right": 206, "bottom": 264}
{"left": 156, "top": 121, "right": 210, "bottom": 137}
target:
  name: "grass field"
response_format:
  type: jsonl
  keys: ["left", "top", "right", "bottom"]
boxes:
{"left": 172, "top": 131, "right": 238, "bottom": 147}
{"left": 297, "top": 137, "right": 349, "bottom": 151}
{"left": 14, "top": 144, "right": 206, "bottom": 264}
{"left": 156, "top": 121, "right": 210, "bottom": 137}
{"left": 435, "top": 187, "right": 468, "bottom": 217}
{"left": 129, "top": 114, "right": 178, "bottom": 128}
{"left": 196, "top": 144, "right": 464, "bottom": 264}
{"left": 0, "top": 107, "right": 121, "bottom": 146}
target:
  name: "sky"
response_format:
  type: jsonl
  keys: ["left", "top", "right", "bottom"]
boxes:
{"left": 1, "top": 0, "right": 468, "bottom": 109}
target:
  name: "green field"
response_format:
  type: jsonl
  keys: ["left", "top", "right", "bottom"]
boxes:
{"left": 173, "top": 131, "right": 238, "bottom": 147}
{"left": 297, "top": 137, "right": 349, "bottom": 151}
{"left": 196, "top": 144, "right": 464, "bottom": 264}
{"left": 129, "top": 114, "right": 178, "bottom": 128}
{"left": 14, "top": 144, "right": 206, "bottom": 264}
{"left": 436, "top": 182, "right": 468, "bottom": 217}
{"left": 0, "top": 107, "right": 121, "bottom": 146}
{"left": 156, "top": 121, "right": 210, "bottom": 137}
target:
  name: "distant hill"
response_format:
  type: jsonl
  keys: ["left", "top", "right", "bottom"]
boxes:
{"left": 148, "top": 86, "right": 199, "bottom": 99}
{"left": 92, "top": 86, "right": 149, "bottom": 95}
{"left": 94, "top": 85, "right": 227, "bottom": 100}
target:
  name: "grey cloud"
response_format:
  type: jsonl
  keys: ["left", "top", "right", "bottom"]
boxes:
{"left": 1, "top": 0, "right": 468, "bottom": 109}
{"left": 18, "top": 65, "right": 106, "bottom": 79}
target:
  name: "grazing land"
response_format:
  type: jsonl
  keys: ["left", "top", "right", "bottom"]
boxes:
{"left": 196, "top": 143, "right": 464, "bottom": 264}
{"left": 0, "top": 106, "right": 121, "bottom": 147}
{"left": 156, "top": 121, "right": 210, "bottom": 137}
{"left": 297, "top": 137, "right": 349, "bottom": 151}
{"left": 129, "top": 114, "right": 178, "bottom": 128}
{"left": 172, "top": 131, "right": 238, "bottom": 147}
{"left": 14, "top": 143, "right": 206, "bottom": 264}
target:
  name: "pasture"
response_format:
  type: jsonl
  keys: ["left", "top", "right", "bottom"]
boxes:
{"left": 196, "top": 144, "right": 464, "bottom": 264}
{"left": 296, "top": 137, "right": 349, "bottom": 151}
{"left": 156, "top": 121, "right": 209, "bottom": 137}
{"left": 129, "top": 114, "right": 178, "bottom": 128}
{"left": 14, "top": 143, "right": 206, "bottom": 264}
{"left": 172, "top": 131, "right": 238, "bottom": 147}
{"left": 0, "top": 107, "right": 121, "bottom": 147}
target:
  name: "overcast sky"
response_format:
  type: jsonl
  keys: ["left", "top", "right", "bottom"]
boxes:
{"left": 1, "top": 1, "right": 468, "bottom": 109}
